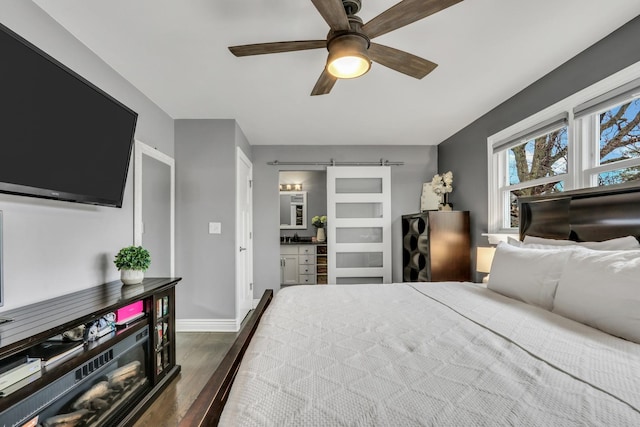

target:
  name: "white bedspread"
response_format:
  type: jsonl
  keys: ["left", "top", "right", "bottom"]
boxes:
{"left": 219, "top": 283, "right": 640, "bottom": 426}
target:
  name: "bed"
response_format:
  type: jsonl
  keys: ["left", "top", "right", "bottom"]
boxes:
{"left": 181, "top": 183, "right": 640, "bottom": 426}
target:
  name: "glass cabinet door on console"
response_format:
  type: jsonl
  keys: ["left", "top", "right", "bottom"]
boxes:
{"left": 151, "top": 287, "right": 176, "bottom": 384}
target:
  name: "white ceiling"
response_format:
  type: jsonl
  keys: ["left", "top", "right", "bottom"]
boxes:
{"left": 33, "top": 0, "right": 640, "bottom": 146}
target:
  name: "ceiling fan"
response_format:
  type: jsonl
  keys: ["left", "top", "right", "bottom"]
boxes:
{"left": 229, "top": 0, "right": 463, "bottom": 96}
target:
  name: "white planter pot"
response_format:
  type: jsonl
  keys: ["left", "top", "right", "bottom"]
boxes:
{"left": 121, "top": 269, "right": 144, "bottom": 285}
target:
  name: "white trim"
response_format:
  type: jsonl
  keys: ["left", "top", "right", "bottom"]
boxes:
{"left": 133, "top": 140, "right": 176, "bottom": 277}
{"left": 482, "top": 233, "right": 519, "bottom": 245}
{"left": 499, "top": 174, "right": 566, "bottom": 193}
{"left": 176, "top": 318, "right": 240, "bottom": 332}
{"left": 236, "top": 147, "right": 253, "bottom": 323}
{"left": 567, "top": 110, "right": 583, "bottom": 189}
{"left": 487, "top": 61, "right": 640, "bottom": 235}
{"left": 487, "top": 133, "right": 499, "bottom": 233}
{"left": 586, "top": 157, "right": 640, "bottom": 176}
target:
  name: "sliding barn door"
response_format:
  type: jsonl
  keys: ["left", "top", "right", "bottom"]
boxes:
{"left": 327, "top": 166, "right": 392, "bottom": 284}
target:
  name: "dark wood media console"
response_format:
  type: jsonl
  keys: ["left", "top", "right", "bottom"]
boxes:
{"left": 0, "top": 277, "right": 181, "bottom": 426}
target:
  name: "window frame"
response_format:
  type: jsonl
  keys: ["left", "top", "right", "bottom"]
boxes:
{"left": 488, "top": 62, "right": 640, "bottom": 234}
{"left": 490, "top": 116, "right": 572, "bottom": 232}
{"left": 582, "top": 101, "right": 640, "bottom": 187}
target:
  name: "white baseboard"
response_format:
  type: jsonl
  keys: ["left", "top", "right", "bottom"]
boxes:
{"left": 176, "top": 318, "right": 239, "bottom": 332}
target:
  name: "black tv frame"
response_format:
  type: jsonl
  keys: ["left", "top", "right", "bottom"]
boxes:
{"left": 0, "top": 210, "right": 3, "bottom": 309}
{"left": 0, "top": 22, "right": 138, "bottom": 208}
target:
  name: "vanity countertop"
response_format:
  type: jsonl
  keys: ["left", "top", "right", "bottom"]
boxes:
{"left": 280, "top": 241, "right": 326, "bottom": 245}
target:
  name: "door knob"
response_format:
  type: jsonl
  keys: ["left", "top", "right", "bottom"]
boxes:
{"left": 239, "top": 246, "right": 247, "bottom": 252}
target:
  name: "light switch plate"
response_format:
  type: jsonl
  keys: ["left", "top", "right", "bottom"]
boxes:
{"left": 209, "top": 222, "right": 221, "bottom": 234}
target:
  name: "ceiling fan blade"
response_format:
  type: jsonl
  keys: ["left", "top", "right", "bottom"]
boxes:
{"left": 229, "top": 40, "right": 326, "bottom": 57}
{"left": 311, "top": 69, "right": 337, "bottom": 96}
{"left": 362, "top": 0, "right": 463, "bottom": 39}
{"left": 311, "top": 0, "right": 351, "bottom": 32}
{"left": 368, "top": 43, "right": 437, "bottom": 79}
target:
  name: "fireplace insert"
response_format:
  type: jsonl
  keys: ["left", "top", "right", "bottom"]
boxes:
{"left": 2, "top": 324, "right": 149, "bottom": 426}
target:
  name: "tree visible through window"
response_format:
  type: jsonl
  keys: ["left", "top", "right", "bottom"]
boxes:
{"left": 509, "top": 129, "right": 568, "bottom": 186}
{"left": 508, "top": 128, "right": 567, "bottom": 227}
{"left": 506, "top": 99, "right": 640, "bottom": 227}
{"left": 598, "top": 99, "right": 640, "bottom": 185}
{"left": 491, "top": 78, "right": 640, "bottom": 233}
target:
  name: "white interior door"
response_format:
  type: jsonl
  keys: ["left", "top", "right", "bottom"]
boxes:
{"left": 327, "top": 166, "right": 392, "bottom": 284}
{"left": 236, "top": 147, "right": 253, "bottom": 322}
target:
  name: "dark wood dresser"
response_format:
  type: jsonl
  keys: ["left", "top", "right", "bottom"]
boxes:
{"left": 402, "top": 211, "right": 471, "bottom": 282}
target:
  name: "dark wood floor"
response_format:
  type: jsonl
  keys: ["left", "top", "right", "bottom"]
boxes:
{"left": 133, "top": 332, "right": 236, "bottom": 426}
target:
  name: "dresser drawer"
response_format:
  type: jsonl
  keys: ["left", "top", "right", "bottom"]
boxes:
{"left": 299, "top": 274, "right": 317, "bottom": 285}
{"left": 299, "top": 264, "right": 315, "bottom": 275}
{"left": 299, "top": 255, "right": 316, "bottom": 265}
{"left": 297, "top": 245, "right": 315, "bottom": 255}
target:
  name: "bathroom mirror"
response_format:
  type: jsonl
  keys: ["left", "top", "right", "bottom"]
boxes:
{"left": 280, "top": 191, "right": 307, "bottom": 229}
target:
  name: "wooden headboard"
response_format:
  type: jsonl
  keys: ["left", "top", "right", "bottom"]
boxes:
{"left": 518, "top": 182, "right": 640, "bottom": 242}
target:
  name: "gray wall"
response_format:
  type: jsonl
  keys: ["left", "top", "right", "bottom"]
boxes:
{"left": 438, "top": 15, "right": 640, "bottom": 279}
{"left": 253, "top": 145, "right": 437, "bottom": 298}
{"left": 142, "top": 156, "right": 172, "bottom": 277}
{"left": 279, "top": 170, "right": 327, "bottom": 239}
{"left": 175, "top": 119, "right": 252, "bottom": 320}
{"left": 0, "top": 1, "right": 174, "bottom": 310}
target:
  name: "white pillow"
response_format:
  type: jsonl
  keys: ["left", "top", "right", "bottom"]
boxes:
{"left": 506, "top": 236, "right": 522, "bottom": 247}
{"left": 553, "top": 248, "right": 640, "bottom": 343}
{"left": 487, "top": 243, "right": 573, "bottom": 310}
{"left": 522, "top": 235, "right": 640, "bottom": 250}
{"left": 522, "top": 236, "right": 575, "bottom": 246}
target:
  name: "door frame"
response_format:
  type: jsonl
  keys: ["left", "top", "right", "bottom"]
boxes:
{"left": 236, "top": 147, "right": 254, "bottom": 326}
{"left": 133, "top": 140, "right": 175, "bottom": 277}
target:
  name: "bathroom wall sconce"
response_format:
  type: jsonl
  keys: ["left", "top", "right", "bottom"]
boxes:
{"left": 279, "top": 184, "right": 302, "bottom": 191}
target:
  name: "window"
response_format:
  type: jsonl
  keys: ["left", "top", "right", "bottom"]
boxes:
{"left": 506, "top": 125, "right": 568, "bottom": 227}
{"left": 584, "top": 98, "right": 640, "bottom": 187}
{"left": 489, "top": 71, "right": 640, "bottom": 233}
{"left": 491, "top": 115, "right": 569, "bottom": 229}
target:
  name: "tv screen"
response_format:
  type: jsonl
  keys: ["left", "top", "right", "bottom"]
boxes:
{"left": 0, "top": 23, "right": 138, "bottom": 208}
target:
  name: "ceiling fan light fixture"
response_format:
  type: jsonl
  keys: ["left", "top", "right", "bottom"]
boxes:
{"left": 326, "top": 34, "right": 371, "bottom": 79}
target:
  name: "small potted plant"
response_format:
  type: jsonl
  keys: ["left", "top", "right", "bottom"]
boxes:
{"left": 312, "top": 215, "right": 327, "bottom": 242}
{"left": 114, "top": 245, "right": 151, "bottom": 285}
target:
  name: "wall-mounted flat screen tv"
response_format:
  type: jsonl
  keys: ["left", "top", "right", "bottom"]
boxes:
{"left": 0, "top": 23, "right": 138, "bottom": 208}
